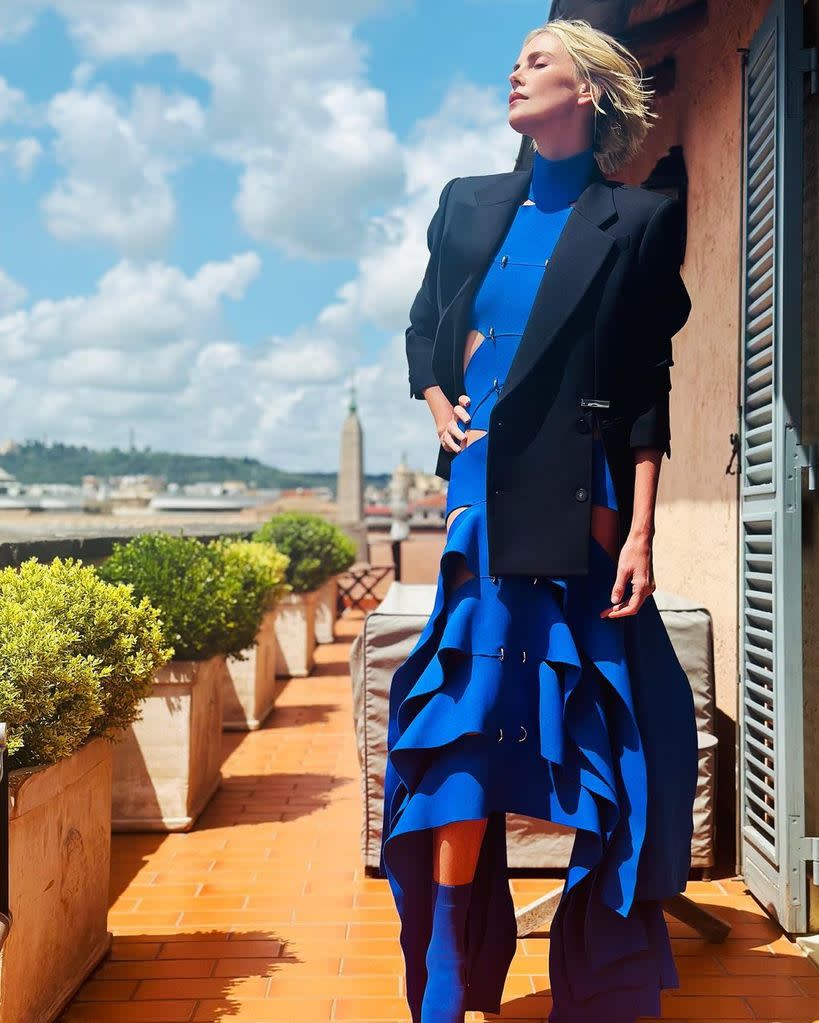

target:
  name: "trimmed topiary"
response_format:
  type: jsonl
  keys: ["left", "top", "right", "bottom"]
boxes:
{"left": 252, "top": 513, "right": 357, "bottom": 593}
{"left": 0, "top": 556, "right": 173, "bottom": 768}
{"left": 205, "top": 537, "right": 291, "bottom": 658}
{"left": 97, "top": 532, "right": 232, "bottom": 661}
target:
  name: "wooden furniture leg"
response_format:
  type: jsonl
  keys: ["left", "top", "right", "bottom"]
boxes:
{"left": 514, "top": 888, "right": 732, "bottom": 942}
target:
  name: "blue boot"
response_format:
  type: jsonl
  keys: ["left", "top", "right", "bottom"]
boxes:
{"left": 420, "top": 879, "right": 474, "bottom": 1023}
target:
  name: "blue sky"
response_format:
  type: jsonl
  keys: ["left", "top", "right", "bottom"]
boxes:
{"left": 0, "top": 1, "right": 554, "bottom": 472}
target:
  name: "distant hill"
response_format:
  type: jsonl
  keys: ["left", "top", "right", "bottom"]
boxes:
{"left": 1, "top": 441, "right": 390, "bottom": 490}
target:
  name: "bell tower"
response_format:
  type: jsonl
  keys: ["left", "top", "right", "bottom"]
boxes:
{"left": 337, "top": 376, "right": 365, "bottom": 527}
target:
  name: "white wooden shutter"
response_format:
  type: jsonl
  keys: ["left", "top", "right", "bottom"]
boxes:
{"left": 738, "top": 0, "right": 816, "bottom": 932}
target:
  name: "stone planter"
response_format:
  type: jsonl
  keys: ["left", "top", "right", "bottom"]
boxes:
{"left": 1, "top": 737, "right": 113, "bottom": 1023}
{"left": 274, "top": 590, "right": 318, "bottom": 677}
{"left": 314, "top": 576, "right": 338, "bottom": 644}
{"left": 111, "top": 655, "right": 226, "bottom": 831}
{"left": 223, "top": 609, "right": 280, "bottom": 730}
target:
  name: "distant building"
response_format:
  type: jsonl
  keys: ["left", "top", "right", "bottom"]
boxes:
{"left": 0, "top": 466, "right": 17, "bottom": 495}
{"left": 363, "top": 456, "right": 447, "bottom": 531}
{"left": 337, "top": 382, "right": 364, "bottom": 525}
{"left": 409, "top": 469, "right": 447, "bottom": 499}
{"left": 410, "top": 492, "right": 446, "bottom": 528}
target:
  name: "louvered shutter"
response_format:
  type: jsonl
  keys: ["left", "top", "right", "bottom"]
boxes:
{"left": 739, "top": 0, "right": 812, "bottom": 932}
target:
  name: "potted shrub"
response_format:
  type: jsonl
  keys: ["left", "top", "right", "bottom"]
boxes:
{"left": 97, "top": 532, "right": 257, "bottom": 831}
{"left": 314, "top": 523, "right": 357, "bottom": 644}
{"left": 209, "top": 537, "right": 290, "bottom": 730}
{"left": 0, "top": 556, "right": 171, "bottom": 1023}
{"left": 253, "top": 513, "right": 355, "bottom": 675}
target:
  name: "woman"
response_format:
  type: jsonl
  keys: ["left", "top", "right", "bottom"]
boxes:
{"left": 380, "top": 18, "right": 699, "bottom": 1023}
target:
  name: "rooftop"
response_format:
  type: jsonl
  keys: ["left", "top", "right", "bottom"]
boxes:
{"left": 57, "top": 617, "right": 819, "bottom": 1023}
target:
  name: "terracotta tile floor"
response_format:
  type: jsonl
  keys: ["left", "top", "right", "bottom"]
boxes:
{"left": 59, "top": 615, "right": 819, "bottom": 1023}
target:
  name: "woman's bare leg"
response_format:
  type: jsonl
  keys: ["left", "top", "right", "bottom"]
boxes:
{"left": 433, "top": 817, "right": 489, "bottom": 884}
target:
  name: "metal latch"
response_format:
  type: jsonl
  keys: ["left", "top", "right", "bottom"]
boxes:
{"left": 579, "top": 397, "right": 610, "bottom": 409}
{"left": 799, "top": 46, "right": 818, "bottom": 96}
{"left": 806, "top": 836, "right": 819, "bottom": 887}
{"left": 796, "top": 443, "right": 817, "bottom": 491}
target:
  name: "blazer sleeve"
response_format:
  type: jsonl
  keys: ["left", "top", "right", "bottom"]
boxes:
{"left": 628, "top": 196, "right": 692, "bottom": 458}
{"left": 406, "top": 176, "right": 459, "bottom": 399}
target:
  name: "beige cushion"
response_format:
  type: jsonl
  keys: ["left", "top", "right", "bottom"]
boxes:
{"left": 350, "top": 582, "right": 716, "bottom": 872}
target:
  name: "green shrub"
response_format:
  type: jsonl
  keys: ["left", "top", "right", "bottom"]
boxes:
{"left": 98, "top": 532, "right": 294, "bottom": 660}
{"left": 97, "top": 532, "right": 231, "bottom": 661}
{"left": 206, "top": 538, "right": 290, "bottom": 658}
{"left": 0, "top": 557, "right": 173, "bottom": 768}
{"left": 252, "top": 513, "right": 357, "bottom": 593}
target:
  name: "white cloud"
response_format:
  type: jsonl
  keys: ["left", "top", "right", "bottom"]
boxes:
{"left": 0, "top": 250, "right": 270, "bottom": 451}
{"left": 42, "top": 84, "right": 205, "bottom": 253}
{"left": 71, "top": 61, "right": 96, "bottom": 89}
{"left": 0, "top": 7, "right": 39, "bottom": 41}
{"left": 49, "top": 338, "right": 199, "bottom": 391}
{"left": 233, "top": 81, "right": 404, "bottom": 259}
{"left": 7, "top": 0, "right": 406, "bottom": 259}
{"left": 317, "top": 80, "right": 519, "bottom": 338}
{"left": 0, "top": 77, "right": 27, "bottom": 123}
{"left": 0, "top": 270, "right": 27, "bottom": 313}
{"left": 12, "top": 136, "right": 42, "bottom": 179}
{"left": 0, "top": 77, "right": 40, "bottom": 180}
{"left": 0, "top": 251, "right": 260, "bottom": 362}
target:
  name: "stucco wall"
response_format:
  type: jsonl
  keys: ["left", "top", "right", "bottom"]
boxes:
{"left": 622, "top": 0, "right": 775, "bottom": 869}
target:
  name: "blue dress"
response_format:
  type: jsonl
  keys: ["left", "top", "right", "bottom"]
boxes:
{"left": 381, "top": 148, "right": 699, "bottom": 1023}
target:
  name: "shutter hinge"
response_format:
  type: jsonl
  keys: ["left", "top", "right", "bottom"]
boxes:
{"left": 796, "top": 442, "right": 817, "bottom": 491}
{"left": 799, "top": 46, "right": 818, "bottom": 95}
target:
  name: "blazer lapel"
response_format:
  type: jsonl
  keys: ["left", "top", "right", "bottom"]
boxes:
{"left": 432, "top": 164, "right": 620, "bottom": 404}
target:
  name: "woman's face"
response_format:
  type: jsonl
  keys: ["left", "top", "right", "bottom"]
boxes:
{"left": 508, "top": 31, "right": 592, "bottom": 140}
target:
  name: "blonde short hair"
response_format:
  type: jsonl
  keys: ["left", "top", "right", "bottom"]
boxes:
{"left": 522, "top": 18, "right": 657, "bottom": 175}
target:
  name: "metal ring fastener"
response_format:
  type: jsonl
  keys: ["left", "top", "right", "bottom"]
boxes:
{"left": 498, "top": 646, "right": 505, "bottom": 661}
{"left": 498, "top": 727, "right": 504, "bottom": 742}
{"left": 518, "top": 725, "right": 527, "bottom": 742}
{"left": 521, "top": 650, "right": 527, "bottom": 663}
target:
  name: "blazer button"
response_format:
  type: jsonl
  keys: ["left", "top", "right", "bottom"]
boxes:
{"left": 576, "top": 416, "right": 591, "bottom": 433}
{"left": 575, "top": 486, "right": 589, "bottom": 502}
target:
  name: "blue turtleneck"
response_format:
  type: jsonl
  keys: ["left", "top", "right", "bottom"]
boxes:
{"left": 527, "top": 145, "right": 599, "bottom": 210}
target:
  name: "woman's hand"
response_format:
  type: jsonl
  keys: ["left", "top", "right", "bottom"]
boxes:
{"left": 600, "top": 530, "right": 655, "bottom": 619}
{"left": 436, "top": 394, "right": 472, "bottom": 454}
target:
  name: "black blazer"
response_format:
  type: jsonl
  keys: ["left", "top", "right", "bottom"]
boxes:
{"left": 405, "top": 163, "right": 692, "bottom": 577}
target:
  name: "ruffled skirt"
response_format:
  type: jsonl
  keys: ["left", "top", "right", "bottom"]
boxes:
{"left": 380, "top": 432, "right": 699, "bottom": 1023}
